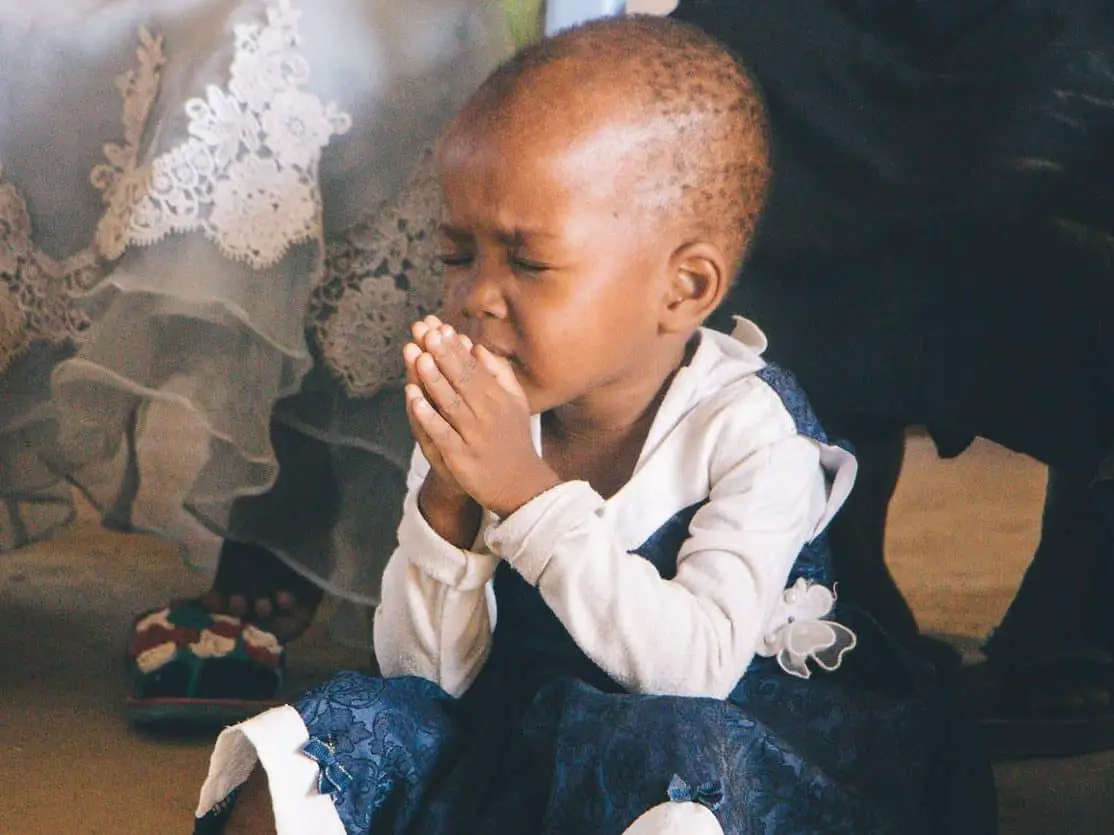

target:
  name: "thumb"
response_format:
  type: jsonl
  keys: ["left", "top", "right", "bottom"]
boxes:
{"left": 474, "top": 345, "right": 523, "bottom": 397}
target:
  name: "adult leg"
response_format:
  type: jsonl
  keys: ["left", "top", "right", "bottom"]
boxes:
{"left": 824, "top": 418, "right": 919, "bottom": 640}
{"left": 967, "top": 465, "right": 1114, "bottom": 758}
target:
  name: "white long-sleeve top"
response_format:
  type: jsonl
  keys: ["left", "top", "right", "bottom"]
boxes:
{"left": 372, "top": 320, "right": 858, "bottom": 700}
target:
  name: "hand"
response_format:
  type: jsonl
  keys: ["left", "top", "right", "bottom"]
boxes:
{"left": 404, "top": 315, "right": 523, "bottom": 496}
{"left": 403, "top": 319, "right": 560, "bottom": 517}
{"left": 403, "top": 317, "right": 461, "bottom": 495}
{"left": 404, "top": 317, "right": 481, "bottom": 547}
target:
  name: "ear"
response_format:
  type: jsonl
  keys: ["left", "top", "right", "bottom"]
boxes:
{"left": 660, "top": 241, "right": 730, "bottom": 333}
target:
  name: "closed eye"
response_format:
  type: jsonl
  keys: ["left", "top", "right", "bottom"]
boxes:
{"left": 511, "top": 257, "right": 550, "bottom": 275}
{"left": 438, "top": 253, "right": 473, "bottom": 268}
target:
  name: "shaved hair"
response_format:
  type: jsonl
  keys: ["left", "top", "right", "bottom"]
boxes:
{"left": 455, "top": 14, "right": 771, "bottom": 273}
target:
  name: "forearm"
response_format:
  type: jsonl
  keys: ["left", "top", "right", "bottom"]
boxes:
{"left": 372, "top": 545, "right": 495, "bottom": 696}
{"left": 485, "top": 440, "right": 829, "bottom": 698}
{"left": 417, "top": 473, "right": 482, "bottom": 549}
{"left": 373, "top": 481, "right": 496, "bottom": 697}
{"left": 489, "top": 485, "right": 775, "bottom": 698}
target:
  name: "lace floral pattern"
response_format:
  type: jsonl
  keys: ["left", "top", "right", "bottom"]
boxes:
{"left": 92, "top": 0, "right": 352, "bottom": 269}
{"left": 309, "top": 145, "right": 446, "bottom": 398}
{"left": 0, "top": 288, "right": 22, "bottom": 371}
{"left": 295, "top": 672, "right": 457, "bottom": 834}
{"left": 0, "top": 161, "right": 100, "bottom": 360}
{"left": 2, "top": 0, "right": 358, "bottom": 366}
{"left": 0, "top": 263, "right": 25, "bottom": 372}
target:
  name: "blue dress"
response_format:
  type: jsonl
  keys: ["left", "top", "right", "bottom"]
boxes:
{"left": 197, "top": 369, "right": 997, "bottom": 834}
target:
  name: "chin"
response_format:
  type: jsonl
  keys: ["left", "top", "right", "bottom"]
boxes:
{"left": 518, "top": 381, "right": 553, "bottom": 417}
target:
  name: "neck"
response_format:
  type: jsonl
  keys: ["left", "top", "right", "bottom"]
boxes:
{"left": 545, "top": 332, "right": 697, "bottom": 444}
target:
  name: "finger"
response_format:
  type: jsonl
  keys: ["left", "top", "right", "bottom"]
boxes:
{"left": 411, "top": 315, "right": 444, "bottom": 350}
{"left": 427, "top": 326, "right": 482, "bottom": 390}
{"left": 405, "top": 384, "right": 446, "bottom": 463}
{"left": 416, "top": 315, "right": 443, "bottom": 349}
{"left": 416, "top": 350, "right": 470, "bottom": 424}
{"left": 474, "top": 344, "right": 524, "bottom": 397}
{"left": 403, "top": 342, "right": 422, "bottom": 384}
{"left": 407, "top": 380, "right": 461, "bottom": 451}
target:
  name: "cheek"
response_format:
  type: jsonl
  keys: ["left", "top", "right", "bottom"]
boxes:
{"left": 517, "top": 307, "right": 598, "bottom": 372}
{"left": 439, "top": 278, "right": 468, "bottom": 325}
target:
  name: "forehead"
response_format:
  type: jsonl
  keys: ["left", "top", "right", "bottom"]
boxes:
{"left": 439, "top": 89, "right": 662, "bottom": 214}
{"left": 438, "top": 134, "right": 603, "bottom": 225}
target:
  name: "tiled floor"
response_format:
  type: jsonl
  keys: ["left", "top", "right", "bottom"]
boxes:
{"left": 1, "top": 436, "right": 1111, "bottom": 833}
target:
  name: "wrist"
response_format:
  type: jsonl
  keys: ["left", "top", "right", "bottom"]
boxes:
{"left": 418, "top": 474, "right": 481, "bottom": 549}
{"left": 421, "top": 469, "right": 469, "bottom": 505}
{"left": 487, "top": 464, "right": 562, "bottom": 519}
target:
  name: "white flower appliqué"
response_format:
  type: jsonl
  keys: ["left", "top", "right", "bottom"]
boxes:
{"left": 758, "top": 578, "right": 857, "bottom": 679}
{"left": 92, "top": 0, "right": 352, "bottom": 269}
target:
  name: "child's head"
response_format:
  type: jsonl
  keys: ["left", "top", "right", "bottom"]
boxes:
{"left": 436, "top": 15, "right": 770, "bottom": 414}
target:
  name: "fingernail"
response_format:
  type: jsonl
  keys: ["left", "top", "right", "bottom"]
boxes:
{"left": 427, "top": 331, "right": 442, "bottom": 349}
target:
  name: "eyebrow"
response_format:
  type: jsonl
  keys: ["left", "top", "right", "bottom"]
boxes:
{"left": 438, "top": 223, "right": 554, "bottom": 247}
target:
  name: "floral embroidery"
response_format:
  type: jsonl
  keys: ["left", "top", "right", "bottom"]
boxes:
{"left": 0, "top": 160, "right": 99, "bottom": 353}
{"left": 92, "top": 0, "right": 351, "bottom": 269}
{"left": 135, "top": 608, "right": 175, "bottom": 633}
{"left": 2, "top": 0, "right": 352, "bottom": 360}
{"left": 190, "top": 629, "right": 238, "bottom": 659}
{"left": 134, "top": 641, "right": 178, "bottom": 674}
{"left": 242, "top": 624, "right": 282, "bottom": 656}
{"left": 90, "top": 25, "right": 166, "bottom": 258}
{"left": 309, "top": 145, "right": 444, "bottom": 398}
{"left": 0, "top": 287, "right": 24, "bottom": 372}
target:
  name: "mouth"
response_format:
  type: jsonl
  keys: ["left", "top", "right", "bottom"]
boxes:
{"left": 475, "top": 339, "right": 515, "bottom": 363}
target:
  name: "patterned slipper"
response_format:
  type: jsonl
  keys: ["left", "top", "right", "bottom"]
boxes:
{"left": 127, "top": 600, "right": 284, "bottom": 727}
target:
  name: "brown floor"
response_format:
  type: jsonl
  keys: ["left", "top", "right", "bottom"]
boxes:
{"left": 1, "top": 436, "right": 1112, "bottom": 833}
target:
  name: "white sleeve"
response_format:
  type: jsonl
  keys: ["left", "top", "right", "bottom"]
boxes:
{"left": 371, "top": 448, "right": 498, "bottom": 697}
{"left": 482, "top": 435, "right": 830, "bottom": 699}
{"left": 195, "top": 706, "right": 345, "bottom": 834}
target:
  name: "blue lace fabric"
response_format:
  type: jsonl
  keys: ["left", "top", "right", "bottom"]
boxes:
{"left": 209, "top": 365, "right": 995, "bottom": 834}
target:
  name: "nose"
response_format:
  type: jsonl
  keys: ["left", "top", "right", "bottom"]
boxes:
{"left": 453, "top": 257, "right": 508, "bottom": 322}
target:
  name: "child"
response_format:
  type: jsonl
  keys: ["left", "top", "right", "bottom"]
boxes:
{"left": 194, "top": 16, "right": 995, "bottom": 834}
